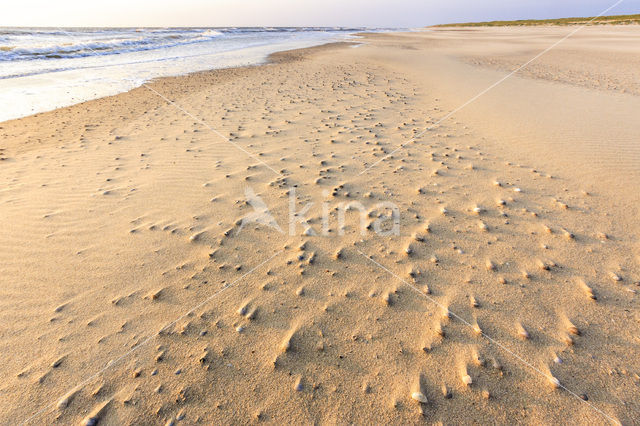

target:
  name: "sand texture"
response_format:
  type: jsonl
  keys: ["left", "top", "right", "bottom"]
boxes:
{"left": 1, "top": 28, "right": 639, "bottom": 425}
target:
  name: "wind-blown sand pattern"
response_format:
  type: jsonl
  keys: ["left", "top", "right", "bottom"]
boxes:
{"left": 1, "top": 27, "right": 639, "bottom": 425}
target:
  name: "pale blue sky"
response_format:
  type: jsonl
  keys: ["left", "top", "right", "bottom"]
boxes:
{"left": 2, "top": 0, "right": 638, "bottom": 27}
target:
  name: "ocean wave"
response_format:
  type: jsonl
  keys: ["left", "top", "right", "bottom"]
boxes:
{"left": 0, "top": 27, "right": 371, "bottom": 62}
{"left": 0, "top": 28, "right": 225, "bottom": 61}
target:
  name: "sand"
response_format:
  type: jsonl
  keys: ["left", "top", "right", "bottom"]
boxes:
{"left": 1, "top": 27, "right": 639, "bottom": 425}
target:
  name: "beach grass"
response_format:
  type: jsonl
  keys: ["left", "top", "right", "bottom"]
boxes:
{"left": 433, "top": 13, "right": 640, "bottom": 27}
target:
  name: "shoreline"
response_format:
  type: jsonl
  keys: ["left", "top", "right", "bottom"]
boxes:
{"left": 5, "top": 22, "right": 638, "bottom": 127}
{"left": 0, "top": 29, "right": 365, "bottom": 123}
{"left": 0, "top": 40, "right": 359, "bottom": 155}
{"left": 0, "top": 41, "right": 361, "bottom": 128}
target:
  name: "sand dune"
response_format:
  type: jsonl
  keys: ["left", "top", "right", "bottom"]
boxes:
{"left": 1, "top": 28, "right": 639, "bottom": 424}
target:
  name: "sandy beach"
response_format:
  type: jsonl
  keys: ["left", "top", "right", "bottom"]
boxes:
{"left": 1, "top": 25, "right": 639, "bottom": 425}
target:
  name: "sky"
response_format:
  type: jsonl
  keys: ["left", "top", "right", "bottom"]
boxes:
{"left": 1, "top": 0, "right": 638, "bottom": 27}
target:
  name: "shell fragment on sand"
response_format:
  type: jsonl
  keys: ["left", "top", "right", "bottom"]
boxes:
{"left": 411, "top": 391, "right": 428, "bottom": 404}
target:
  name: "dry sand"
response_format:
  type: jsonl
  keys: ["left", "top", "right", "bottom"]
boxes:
{"left": 1, "top": 27, "right": 639, "bottom": 425}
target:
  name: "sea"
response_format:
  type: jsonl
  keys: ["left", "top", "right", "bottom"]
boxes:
{"left": 0, "top": 27, "right": 379, "bottom": 122}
